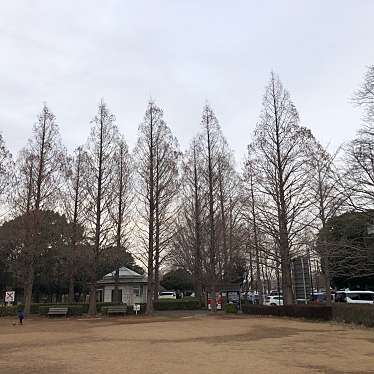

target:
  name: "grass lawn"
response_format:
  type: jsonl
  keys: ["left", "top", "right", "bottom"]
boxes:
{"left": 0, "top": 312, "right": 373, "bottom": 373}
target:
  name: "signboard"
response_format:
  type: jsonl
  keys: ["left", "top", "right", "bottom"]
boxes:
{"left": 133, "top": 304, "right": 140, "bottom": 311}
{"left": 227, "top": 291, "right": 240, "bottom": 309}
{"left": 133, "top": 304, "right": 141, "bottom": 315}
{"left": 207, "top": 292, "right": 222, "bottom": 310}
{"left": 292, "top": 256, "right": 311, "bottom": 302}
{"left": 5, "top": 291, "right": 15, "bottom": 303}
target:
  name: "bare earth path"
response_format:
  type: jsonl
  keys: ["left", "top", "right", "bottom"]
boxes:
{"left": 1, "top": 313, "right": 374, "bottom": 374}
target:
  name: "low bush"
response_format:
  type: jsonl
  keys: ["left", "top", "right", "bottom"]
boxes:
{"left": 0, "top": 305, "right": 18, "bottom": 316}
{"left": 332, "top": 304, "right": 374, "bottom": 328}
{"left": 242, "top": 304, "right": 332, "bottom": 321}
{"left": 96, "top": 302, "right": 116, "bottom": 313}
{"left": 154, "top": 299, "right": 202, "bottom": 310}
{"left": 224, "top": 303, "right": 238, "bottom": 314}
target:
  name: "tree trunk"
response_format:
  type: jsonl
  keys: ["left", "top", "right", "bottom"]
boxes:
{"left": 210, "top": 286, "right": 217, "bottom": 312}
{"left": 154, "top": 152, "right": 160, "bottom": 304}
{"left": 218, "top": 162, "right": 228, "bottom": 280}
{"left": 206, "top": 112, "right": 217, "bottom": 312}
{"left": 322, "top": 255, "right": 332, "bottom": 305}
{"left": 146, "top": 274, "right": 154, "bottom": 314}
{"left": 68, "top": 273, "right": 75, "bottom": 304}
{"left": 24, "top": 263, "right": 34, "bottom": 314}
{"left": 280, "top": 250, "right": 293, "bottom": 304}
{"left": 88, "top": 284, "right": 97, "bottom": 316}
{"left": 113, "top": 268, "right": 121, "bottom": 304}
{"left": 193, "top": 142, "right": 203, "bottom": 303}
{"left": 249, "top": 171, "right": 263, "bottom": 305}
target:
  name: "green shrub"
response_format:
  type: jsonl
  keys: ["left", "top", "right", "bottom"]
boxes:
{"left": 154, "top": 299, "right": 202, "bottom": 310}
{"left": 38, "top": 306, "right": 50, "bottom": 316}
{"left": 224, "top": 303, "right": 238, "bottom": 313}
{"left": 97, "top": 302, "right": 116, "bottom": 313}
{"left": 241, "top": 304, "right": 332, "bottom": 321}
{"left": 332, "top": 304, "right": 374, "bottom": 327}
{"left": 0, "top": 305, "right": 18, "bottom": 316}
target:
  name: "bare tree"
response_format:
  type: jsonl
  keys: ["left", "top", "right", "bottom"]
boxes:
{"left": 343, "top": 123, "right": 374, "bottom": 213}
{"left": 83, "top": 100, "right": 119, "bottom": 315}
{"left": 0, "top": 134, "right": 14, "bottom": 220}
{"left": 249, "top": 73, "right": 314, "bottom": 304}
{"left": 340, "top": 65, "right": 374, "bottom": 213}
{"left": 134, "top": 101, "right": 179, "bottom": 313}
{"left": 306, "top": 141, "right": 344, "bottom": 303}
{"left": 170, "top": 138, "right": 206, "bottom": 301}
{"left": 11, "top": 105, "right": 65, "bottom": 312}
{"left": 111, "top": 136, "right": 132, "bottom": 304}
{"left": 352, "top": 65, "right": 374, "bottom": 125}
{"left": 199, "top": 104, "right": 224, "bottom": 311}
{"left": 242, "top": 155, "right": 263, "bottom": 304}
{"left": 63, "top": 146, "right": 86, "bottom": 303}
{"left": 153, "top": 129, "right": 180, "bottom": 302}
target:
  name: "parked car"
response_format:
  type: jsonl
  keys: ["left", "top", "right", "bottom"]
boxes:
{"left": 265, "top": 295, "right": 283, "bottom": 306}
{"left": 309, "top": 292, "right": 335, "bottom": 304}
{"left": 269, "top": 290, "right": 283, "bottom": 296}
{"left": 335, "top": 290, "right": 374, "bottom": 304}
{"left": 158, "top": 291, "right": 177, "bottom": 300}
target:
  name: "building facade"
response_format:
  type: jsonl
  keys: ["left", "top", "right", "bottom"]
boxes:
{"left": 96, "top": 267, "right": 147, "bottom": 305}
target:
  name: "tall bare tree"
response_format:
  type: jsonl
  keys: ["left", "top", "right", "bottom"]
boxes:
{"left": 242, "top": 154, "right": 263, "bottom": 304}
{"left": 199, "top": 104, "right": 223, "bottom": 311}
{"left": 63, "top": 146, "right": 86, "bottom": 303}
{"left": 170, "top": 138, "right": 206, "bottom": 301}
{"left": 305, "top": 141, "right": 344, "bottom": 303}
{"left": 249, "top": 73, "right": 314, "bottom": 304}
{"left": 83, "top": 100, "right": 119, "bottom": 315}
{"left": 134, "top": 101, "right": 179, "bottom": 313}
{"left": 111, "top": 136, "right": 132, "bottom": 304}
{"left": 12, "top": 105, "right": 65, "bottom": 312}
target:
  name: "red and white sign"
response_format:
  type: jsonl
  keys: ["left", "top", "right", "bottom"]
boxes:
{"left": 5, "top": 291, "right": 15, "bottom": 303}
{"left": 208, "top": 292, "right": 222, "bottom": 310}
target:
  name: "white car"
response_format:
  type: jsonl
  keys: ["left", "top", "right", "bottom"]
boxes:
{"left": 265, "top": 295, "right": 283, "bottom": 306}
{"left": 335, "top": 291, "right": 374, "bottom": 304}
{"left": 158, "top": 291, "right": 177, "bottom": 300}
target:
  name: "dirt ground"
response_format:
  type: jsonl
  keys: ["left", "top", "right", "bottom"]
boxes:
{"left": 1, "top": 312, "right": 374, "bottom": 374}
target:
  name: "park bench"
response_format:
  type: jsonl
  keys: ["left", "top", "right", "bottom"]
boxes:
{"left": 48, "top": 307, "right": 68, "bottom": 317}
{"left": 106, "top": 305, "right": 127, "bottom": 316}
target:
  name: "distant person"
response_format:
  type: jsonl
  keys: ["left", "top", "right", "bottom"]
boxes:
{"left": 18, "top": 309, "right": 25, "bottom": 325}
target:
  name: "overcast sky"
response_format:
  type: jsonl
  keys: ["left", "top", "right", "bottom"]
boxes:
{"left": 1, "top": 1, "right": 374, "bottom": 165}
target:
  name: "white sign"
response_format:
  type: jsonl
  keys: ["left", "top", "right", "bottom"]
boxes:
{"left": 5, "top": 291, "right": 15, "bottom": 303}
{"left": 133, "top": 304, "right": 141, "bottom": 312}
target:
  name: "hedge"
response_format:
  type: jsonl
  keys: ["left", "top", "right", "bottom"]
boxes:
{"left": 0, "top": 305, "right": 19, "bottom": 316}
{"left": 224, "top": 303, "right": 238, "bottom": 314}
{"left": 332, "top": 304, "right": 374, "bottom": 327}
{"left": 242, "top": 304, "right": 333, "bottom": 321}
{"left": 154, "top": 299, "right": 202, "bottom": 310}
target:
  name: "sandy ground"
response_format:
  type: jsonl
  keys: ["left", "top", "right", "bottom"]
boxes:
{"left": 1, "top": 312, "right": 374, "bottom": 374}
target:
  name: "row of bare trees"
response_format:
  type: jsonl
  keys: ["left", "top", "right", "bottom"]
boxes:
{"left": 1, "top": 66, "right": 374, "bottom": 312}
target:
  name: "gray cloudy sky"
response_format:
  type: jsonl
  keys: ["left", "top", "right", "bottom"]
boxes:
{"left": 1, "top": 1, "right": 374, "bottom": 165}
